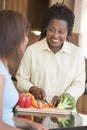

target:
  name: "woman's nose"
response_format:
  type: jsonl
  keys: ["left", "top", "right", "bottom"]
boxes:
{"left": 53, "top": 32, "right": 59, "bottom": 38}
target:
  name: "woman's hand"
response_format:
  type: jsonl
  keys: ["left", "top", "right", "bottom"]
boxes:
{"left": 51, "top": 95, "right": 59, "bottom": 107}
{"left": 31, "top": 121, "right": 48, "bottom": 130}
{"left": 14, "top": 117, "right": 48, "bottom": 130}
{"left": 29, "top": 86, "right": 46, "bottom": 99}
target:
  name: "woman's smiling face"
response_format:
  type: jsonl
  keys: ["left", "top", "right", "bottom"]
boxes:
{"left": 46, "top": 19, "right": 68, "bottom": 53}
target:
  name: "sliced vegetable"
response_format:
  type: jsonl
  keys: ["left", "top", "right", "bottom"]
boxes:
{"left": 33, "top": 99, "right": 53, "bottom": 109}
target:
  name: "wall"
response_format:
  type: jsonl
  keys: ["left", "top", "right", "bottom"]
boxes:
{"left": 0, "top": 0, "right": 28, "bottom": 17}
{"left": 50, "top": 0, "right": 75, "bottom": 11}
{"left": 73, "top": 0, "right": 87, "bottom": 81}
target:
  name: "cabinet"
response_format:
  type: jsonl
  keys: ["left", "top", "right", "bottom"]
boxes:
{"left": 27, "top": 0, "right": 49, "bottom": 30}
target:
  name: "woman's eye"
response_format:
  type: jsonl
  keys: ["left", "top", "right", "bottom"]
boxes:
{"left": 48, "top": 28, "right": 55, "bottom": 33}
{"left": 59, "top": 31, "right": 64, "bottom": 34}
{"left": 47, "top": 28, "right": 66, "bottom": 35}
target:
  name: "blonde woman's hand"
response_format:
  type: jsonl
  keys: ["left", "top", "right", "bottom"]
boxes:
{"left": 30, "top": 121, "right": 48, "bottom": 130}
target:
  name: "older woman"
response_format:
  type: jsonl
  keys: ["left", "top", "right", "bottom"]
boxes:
{"left": 16, "top": 3, "right": 85, "bottom": 107}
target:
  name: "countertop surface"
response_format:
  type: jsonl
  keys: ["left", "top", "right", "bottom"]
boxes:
{"left": 15, "top": 108, "right": 87, "bottom": 129}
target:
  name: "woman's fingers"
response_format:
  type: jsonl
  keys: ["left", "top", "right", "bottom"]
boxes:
{"left": 51, "top": 96, "right": 59, "bottom": 107}
{"left": 29, "top": 86, "right": 46, "bottom": 99}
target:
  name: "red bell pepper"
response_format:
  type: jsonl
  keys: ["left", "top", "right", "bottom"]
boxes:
{"left": 18, "top": 93, "right": 34, "bottom": 108}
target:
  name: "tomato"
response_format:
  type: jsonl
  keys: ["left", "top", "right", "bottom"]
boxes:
{"left": 18, "top": 93, "right": 35, "bottom": 108}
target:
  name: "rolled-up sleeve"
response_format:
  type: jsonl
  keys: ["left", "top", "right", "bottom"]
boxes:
{"left": 16, "top": 47, "right": 34, "bottom": 92}
{"left": 65, "top": 49, "right": 86, "bottom": 100}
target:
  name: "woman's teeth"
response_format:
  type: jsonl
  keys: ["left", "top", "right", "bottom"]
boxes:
{"left": 52, "top": 39, "right": 59, "bottom": 42}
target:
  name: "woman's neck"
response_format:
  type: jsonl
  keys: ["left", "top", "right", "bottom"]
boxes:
{"left": 48, "top": 44, "right": 63, "bottom": 54}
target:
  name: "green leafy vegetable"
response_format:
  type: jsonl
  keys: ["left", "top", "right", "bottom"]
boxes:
{"left": 56, "top": 93, "right": 76, "bottom": 110}
{"left": 57, "top": 115, "right": 75, "bottom": 128}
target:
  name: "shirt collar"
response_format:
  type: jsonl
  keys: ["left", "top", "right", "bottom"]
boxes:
{"left": 39, "top": 38, "right": 72, "bottom": 55}
{"left": 60, "top": 41, "right": 72, "bottom": 55}
{"left": 39, "top": 38, "right": 51, "bottom": 52}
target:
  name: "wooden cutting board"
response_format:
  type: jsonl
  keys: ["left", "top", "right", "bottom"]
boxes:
{"left": 15, "top": 106, "right": 72, "bottom": 115}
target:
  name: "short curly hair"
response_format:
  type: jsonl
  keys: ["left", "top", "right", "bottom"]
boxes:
{"left": 40, "top": 3, "right": 75, "bottom": 39}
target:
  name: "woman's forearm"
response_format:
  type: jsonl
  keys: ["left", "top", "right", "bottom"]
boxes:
{"left": 13, "top": 117, "right": 48, "bottom": 130}
{"left": 0, "top": 121, "right": 22, "bottom": 130}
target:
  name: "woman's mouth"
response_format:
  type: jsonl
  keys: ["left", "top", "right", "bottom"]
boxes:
{"left": 52, "top": 39, "right": 60, "bottom": 43}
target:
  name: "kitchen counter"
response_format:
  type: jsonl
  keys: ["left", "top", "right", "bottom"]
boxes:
{"left": 14, "top": 108, "right": 87, "bottom": 130}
